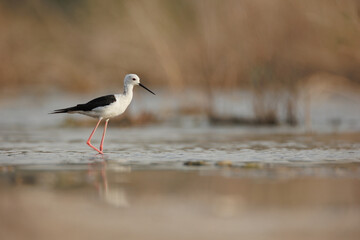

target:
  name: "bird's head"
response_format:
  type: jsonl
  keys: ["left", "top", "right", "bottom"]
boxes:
{"left": 124, "top": 74, "right": 155, "bottom": 95}
{"left": 124, "top": 73, "right": 140, "bottom": 86}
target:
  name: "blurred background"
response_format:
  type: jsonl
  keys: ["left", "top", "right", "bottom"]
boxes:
{"left": 0, "top": 0, "right": 360, "bottom": 130}
{"left": 1, "top": 2, "right": 360, "bottom": 239}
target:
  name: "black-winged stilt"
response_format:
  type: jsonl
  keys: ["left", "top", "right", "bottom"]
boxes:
{"left": 51, "top": 74, "right": 155, "bottom": 154}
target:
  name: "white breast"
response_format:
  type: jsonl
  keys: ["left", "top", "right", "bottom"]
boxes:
{"left": 82, "top": 93, "right": 133, "bottom": 119}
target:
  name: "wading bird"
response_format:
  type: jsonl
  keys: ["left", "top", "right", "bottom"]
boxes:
{"left": 51, "top": 74, "right": 155, "bottom": 154}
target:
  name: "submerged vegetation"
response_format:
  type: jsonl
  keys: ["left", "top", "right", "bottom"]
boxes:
{"left": 1, "top": 0, "right": 360, "bottom": 126}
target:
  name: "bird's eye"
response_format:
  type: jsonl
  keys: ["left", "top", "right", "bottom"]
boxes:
{"left": 132, "top": 78, "right": 136, "bottom": 81}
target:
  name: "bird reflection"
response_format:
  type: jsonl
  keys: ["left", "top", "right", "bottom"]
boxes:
{"left": 87, "top": 161, "right": 130, "bottom": 207}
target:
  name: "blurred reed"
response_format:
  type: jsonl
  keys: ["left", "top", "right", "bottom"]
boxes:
{"left": 1, "top": 0, "right": 360, "bottom": 125}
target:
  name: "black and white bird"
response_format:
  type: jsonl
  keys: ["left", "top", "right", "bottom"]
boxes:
{"left": 51, "top": 74, "right": 155, "bottom": 154}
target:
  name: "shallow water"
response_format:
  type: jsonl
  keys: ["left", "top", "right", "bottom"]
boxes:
{"left": 1, "top": 162, "right": 360, "bottom": 240}
{"left": 1, "top": 94, "right": 360, "bottom": 240}
{"left": 1, "top": 125, "right": 360, "bottom": 239}
{"left": 1, "top": 125, "right": 360, "bottom": 167}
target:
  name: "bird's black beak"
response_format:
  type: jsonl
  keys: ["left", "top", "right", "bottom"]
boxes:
{"left": 139, "top": 83, "right": 156, "bottom": 95}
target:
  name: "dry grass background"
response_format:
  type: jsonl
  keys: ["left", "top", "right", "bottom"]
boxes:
{"left": 1, "top": 0, "right": 360, "bottom": 124}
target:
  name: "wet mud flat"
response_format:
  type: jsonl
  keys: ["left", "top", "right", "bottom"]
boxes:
{"left": 0, "top": 162, "right": 359, "bottom": 240}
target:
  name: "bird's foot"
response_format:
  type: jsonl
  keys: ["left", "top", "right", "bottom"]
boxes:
{"left": 87, "top": 142, "right": 104, "bottom": 154}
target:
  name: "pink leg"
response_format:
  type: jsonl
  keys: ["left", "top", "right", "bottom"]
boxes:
{"left": 99, "top": 119, "right": 109, "bottom": 152}
{"left": 87, "top": 118, "right": 103, "bottom": 154}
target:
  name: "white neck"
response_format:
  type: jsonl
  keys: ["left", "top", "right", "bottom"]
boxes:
{"left": 123, "top": 83, "right": 134, "bottom": 96}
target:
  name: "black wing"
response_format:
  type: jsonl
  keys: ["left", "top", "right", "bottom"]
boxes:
{"left": 51, "top": 95, "right": 116, "bottom": 114}
{"left": 80, "top": 95, "right": 117, "bottom": 111}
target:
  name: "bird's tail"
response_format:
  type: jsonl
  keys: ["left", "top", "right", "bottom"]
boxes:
{"left": 50, "top": 106, "right": 77, "bottom": 114}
